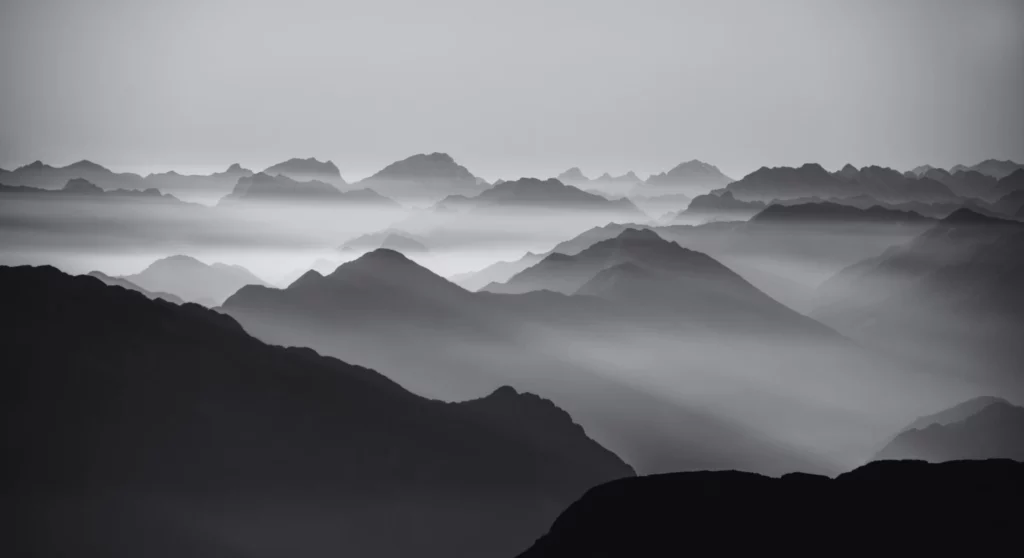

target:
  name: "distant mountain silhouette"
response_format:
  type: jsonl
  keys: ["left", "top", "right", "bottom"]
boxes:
{"left": 450, "top": 251, "right": 546, "bottom": 291}
{"left": 555, "top": 168, "right": 644, "bottom": 196}
{"left": 994, "top": 188, "right": 1024, "bottom": 217}
{"left": 4, "top": 265, "right": 631, "bottom": 558}
{"left": 86, "top": 271, "right": 184, "bottom": 304}
{"left": 813, "top": 209, "right": 1024, "bottom": 382}
{"left": 435, "top": 178, "right": 643, "bottom": 215}
{"left": 219, "top": 172, "right": 397, "bottom": 206}
{"left": 875, "top": 399, "right": 1024, "bottom": 462}
{"left": 952, "top": 159, "right": 1024, "bottom": 180}
{"left": 122, "top": 255, "right": 269, "bottom": 305}
{"left": 909, "top": 164, "right": 937, "bottom": 176}
{"left": 750, "top": 202, "right": 932, "bottom": 224}
{"left": 997, "top": 168, "right": 1024, "bottom": 193}
{"left": 483, "top": 228, "right": 831, "bottom": 335}
{"left": 724, "top": 163, "right": 959, "bottom": 204}
{"left": 358, "top": 152, "right": 485, "bottom": 202}
{"left": 0, "top": 178, "right": 183, "bottom": 203}
{"left": 676, "top": 190, "right": 765, "bottom": 221}
{"left": 642, "top": 159, "right": 733, "bottom": 196}
{"left": 0, "top": 159, "right": 146, "bottom": 190}
{"left": 921, "top": 168, "right": 1000, "bottom": 202}
{"left": 339, "top": 229, "right": 430, "bottom": 253}
{"left": 263, "top": 157, "right": 346, "bottom": 185}
{"left": 142, "top": 163, "right": 253, "bottom": 204}
{"left": 518, "top": 460, "right": 1023, "bottom": 556}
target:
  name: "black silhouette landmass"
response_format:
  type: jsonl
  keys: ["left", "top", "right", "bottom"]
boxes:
{"left": 122, "top": 254, "right": 269, "bottom": 305}
{"left": 875, "top": 399, "right": 1024, "bottom": 462}
{"left": 518, "top": 459, "right": 1023, "bottom": 556}
{"left": 87, "top": 270, "right": 185, "bottom": 304}
{"left": 4, "top": 265, "right": 632, "bottom": 558}
{"left": 263, "top": 157, "right": 346, "bottom": 185}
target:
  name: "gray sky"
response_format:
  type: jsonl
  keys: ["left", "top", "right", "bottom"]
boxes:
{"left": 1, "top": 0, "right": 1022, "bottom": 181}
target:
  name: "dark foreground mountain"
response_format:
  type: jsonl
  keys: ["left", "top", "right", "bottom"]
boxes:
{"left": 518, "top": 459, "right": 1022, "bottom": 556}
{"left": 87, "top": 271, "right": 184, "bottom": 304}
{"left": 3, "top": 265, "right": 632, "bottom": 558}
{"left": 123, "top": 255, "right": 269, "bottom": 305}
{"left": 875, "top": 398, "right": 1024, "bottom": 462}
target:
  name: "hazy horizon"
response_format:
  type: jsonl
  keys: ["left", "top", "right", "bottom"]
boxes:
{"left": 3, "top": 0, "right": 1023, "bottom": 181}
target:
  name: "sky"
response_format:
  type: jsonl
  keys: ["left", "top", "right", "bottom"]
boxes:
{"left": 1, "top": 0, "right": 1022, "bottom": 181}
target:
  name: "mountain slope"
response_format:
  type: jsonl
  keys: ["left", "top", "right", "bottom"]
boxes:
{"left": 3, "top": 265, "right": 631, "bottom": 558}
{"left": 437, "top": 178, "right": 643, "bottom": 215}
{"left": 87, "top": 271, "right": 184, "bottom": 304}
{"left": 749, "top": 202, "right": 932, "bottom": 224}
{"left": 875, "top": 400, "right": 1024, "bottom": 462}
{"left": 219, "top": 173, "right": 395, "bottom": 205}
{"left": 643, "top": 159, "right": 733, "bottom": 196}
{"left": 263, "top": 157, "right": 345, "bottom": 184}
{"left": 518, "top": 460, "right": 1024, "bottom": 556}
{"left": 123, "top": 255, "right": 269, "bottom": 305}
{"left": 358, "top": 152, "right": 485, "bottom": 202}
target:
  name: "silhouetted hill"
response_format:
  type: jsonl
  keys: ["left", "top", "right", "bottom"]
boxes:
{"left": 922, "top": 168, "right": 1000, "bottom": 201}
{"left": 813, "top": 209, "right": 1024, "bottom": 382}
{"left": 87, "top": 271, "right": 184, "bottom": 304}
{"left": 954, "top": 159, "right": 1024, "bottom": 180}
{"left": 643, "top": 160, "right": 732, "bottom": 195}
{"left": 0, "top": 159, "right": 146, "bottom": 190}
{"left": 875, "top": 400, "right": 1024, "bottom": 462}
{"left": 358, "top": 152, "right": 484, "bottom": 202}
{"left": 0, "top": 178, "right": 183, "bottom": 203}
{"left": 484, "top": 228, "right": 831, "bottom": 335}
{"left": 518, "top": 460, "right": 1023, "bottom": 556}
{"left": 676, "top": 191, "right": 765, "bottom": 221}
{"left": 122, "top": 255, "right": 269, "bottom": 305}
{"left": 555, "top": 167, "right": 588, "bottom": 185}
{"left": 435, "top": 178, "right": 643, "bottom": 215}
{"left": 449, "top": 251, "right": 546, "bottom": 291}
{"left": 750, "top": 202, "right": 932, "bottom": 224}
{"left": 339, "top": 230, "right": 429, "bottom": 253}
{"left": 219, "top": 173, "right": 396, "bottom": 206}
{"left": 143, "top": 163, "right": 253, "bottom": 204}
{"left": 263, "top": 157, "right": 345, "bottom": 184}
{"left": 3, "top": 265, "right": 631, "bottom": 558}
{"left": 725, "top": 163, "right": 959, "bottom": 204}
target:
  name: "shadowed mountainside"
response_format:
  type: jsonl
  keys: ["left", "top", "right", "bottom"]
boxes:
{"left": 875, "top": 398, "right": 1024, "bottom": 462}
{"left": 518, "top": 459, "right": 1023, "bottom": 556}
{"left": 4, "top": 265, "right": 632, "bottom": 558}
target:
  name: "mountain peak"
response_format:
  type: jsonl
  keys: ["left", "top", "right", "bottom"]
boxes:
{"left": 614, "top": 228, "right": 663, "bottom": 242}
{"left": 558, "top": 167, "right": 588, "bottom": 182}
{"left": 940, "top": 208, "right": 1014, "bottom": 226}
{"left": 62, "top": 177, "right": 103, "bottom": 194}
{"left": 67, "top": 159, "right": 107, "bottom": 171}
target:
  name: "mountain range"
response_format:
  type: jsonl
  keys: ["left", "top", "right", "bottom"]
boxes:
{"left": 219, "top": 172, "right": 398, "bottom": 206}
{"left": 434, "top": 178, "right": 643, "bottom": 215}
{"left": 675, "top": 190, "right": 765, "bottom": 221}
{"left": 555, "top": 168, "right": 644, "bottom": 196}
{"left": 875, "top": 397, "right": 1024, "bottom": 462}
{"left": 4, "top": 265, "right": 631, "bottom": 558}
{"left": 356, "top": 152, "right": 486, "bottom": 203}
{"left": 724, "top": 163, "right": 959, "bottom": 204}
{"left": 518, "top": 459, "right": 1023, "bottom": 556}
{"left": 1, "top": 178, "right": 183, "bottom": 203}
{"left": 642, "top": 160, "right": 734, "bottom": 196}
{"left": 262, "top": 157, "right": 346, "bottom": 185}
